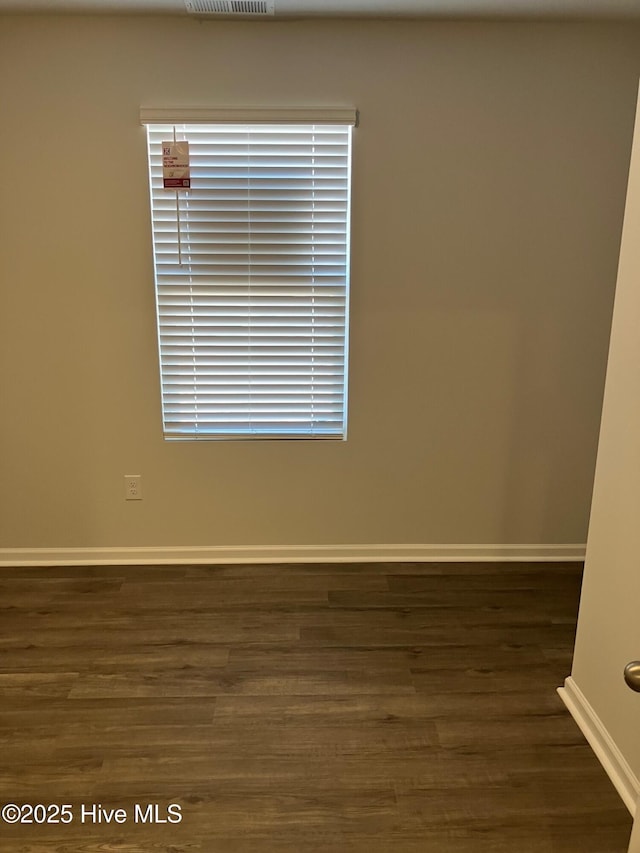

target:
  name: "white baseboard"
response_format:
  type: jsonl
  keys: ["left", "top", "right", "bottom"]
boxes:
{"left": 0, "top": 543, "right": 585, "bottom": 567}
{"left": 558, "top": 676, "right": 640, "bottom": 816}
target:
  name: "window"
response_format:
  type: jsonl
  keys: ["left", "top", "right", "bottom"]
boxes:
{"left": 141, "top": 108, "right": 356, "bottom": 440}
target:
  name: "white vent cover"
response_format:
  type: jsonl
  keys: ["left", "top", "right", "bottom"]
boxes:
{"left": 185, "top": 0, "right": 275, "bottom": 15}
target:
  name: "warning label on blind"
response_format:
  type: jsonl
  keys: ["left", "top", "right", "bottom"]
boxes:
{"left": 162, "top": 141, "right": 190, "bottom": 189}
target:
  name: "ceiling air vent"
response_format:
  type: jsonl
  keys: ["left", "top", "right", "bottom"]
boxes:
{"left": 185, "top": 0, "right": 275, "bottom": 15}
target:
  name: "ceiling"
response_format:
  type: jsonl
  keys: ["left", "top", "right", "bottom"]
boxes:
{"left": 2, "top": 0, "right": 640, "bottom": 18}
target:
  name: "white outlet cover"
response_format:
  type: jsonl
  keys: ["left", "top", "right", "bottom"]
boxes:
{"left": 124, "top": 474, "right": 143, "bottom": 500}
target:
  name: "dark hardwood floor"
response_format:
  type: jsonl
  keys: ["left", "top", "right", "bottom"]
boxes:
{"left": 0, "top": 562, "right": 632, "bottom": 852}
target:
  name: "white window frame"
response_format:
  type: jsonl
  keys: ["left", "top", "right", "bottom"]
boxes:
{"left": 141, "top": 107, "right": 357, "bottom": 441}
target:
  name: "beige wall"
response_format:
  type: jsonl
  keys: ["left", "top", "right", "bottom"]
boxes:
{"left": 0, "top": 16, "right": 638, "bottom": 550}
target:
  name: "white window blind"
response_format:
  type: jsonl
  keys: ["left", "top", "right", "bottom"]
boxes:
{"left": 142, "top": 110, "right": 355, "bottom": 440}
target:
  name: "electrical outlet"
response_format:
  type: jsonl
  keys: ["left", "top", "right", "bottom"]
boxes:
{"left": 124, "top": 474, "right": 142, "bottom": 501}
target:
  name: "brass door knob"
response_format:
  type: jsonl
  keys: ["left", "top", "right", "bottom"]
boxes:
{"left": 624, "top": 661, "right": 640, "bottom": 692}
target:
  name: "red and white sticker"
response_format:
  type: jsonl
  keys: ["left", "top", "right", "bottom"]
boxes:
{"left": 162, "top": 141, "right": 190, "bottom": 189}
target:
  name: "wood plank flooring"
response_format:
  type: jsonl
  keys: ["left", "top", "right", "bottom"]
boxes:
{"left": 0, "top": 562, "right": 632, "bottom": 852}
